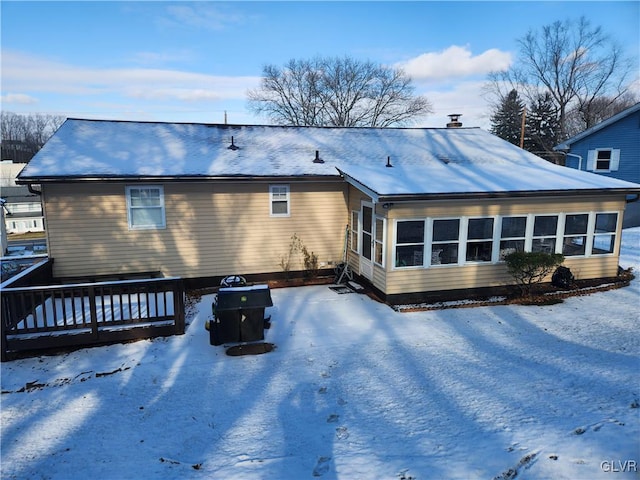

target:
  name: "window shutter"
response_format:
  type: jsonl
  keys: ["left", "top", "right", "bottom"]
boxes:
{"left": 586, "top": 150, "right": 596, "bottom": 171}
{"left": 610, "top": 149, "right": 620, "bottom": 171}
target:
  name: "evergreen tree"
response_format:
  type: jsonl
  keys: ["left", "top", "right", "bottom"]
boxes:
{"left": 490, "top": 89, "right": 525, "bottom": 146}
{"left": 524, "top": 93, "right": 561, "bottom": 162}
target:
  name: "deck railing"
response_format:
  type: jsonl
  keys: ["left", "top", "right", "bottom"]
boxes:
{"left": 1, "top": 276, "right": 185, "bottom": 361}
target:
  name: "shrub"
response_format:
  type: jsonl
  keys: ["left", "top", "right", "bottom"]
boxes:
{"left": 504, "top": 251, "right": 565, "bottom": 297}
{"left": 280, "top": 234, "right": 319, "bottom": 280}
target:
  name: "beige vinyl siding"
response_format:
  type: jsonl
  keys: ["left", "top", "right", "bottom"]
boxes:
{"left": 43, "top": 181, "right": 347, "bottom": 279}
{"left": 382, "top": 194, "right": 627, "bottom": 295}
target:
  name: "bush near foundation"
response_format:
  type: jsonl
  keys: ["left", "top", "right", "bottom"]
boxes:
{"left": 504, "top": 251, "right": 565, "bottom": 297}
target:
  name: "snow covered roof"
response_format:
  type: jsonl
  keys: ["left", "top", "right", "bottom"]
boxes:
{"left": 19, "top": 118, "right": 640, "bottom": 199}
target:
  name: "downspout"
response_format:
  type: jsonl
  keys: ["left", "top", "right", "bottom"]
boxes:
{"left": 27, "top": 183, "right": 42, "bottom": 196}
{"left": 564, "top": 153, "right": 583, "bottom": 171}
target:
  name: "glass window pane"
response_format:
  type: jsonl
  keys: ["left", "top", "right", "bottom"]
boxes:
{"left": 534, "top": 216, "right": 558, "bottom": 236}
{"left": 501, "top": 217, "right": 526, "bottom": 238}
{"left": 565, "top": 214, "right": 589, "bottom": 235}
{"left": 397, "top": 221, "right": 424, "bottom": 244}
{"left": 375, "top": 218, "right": 384, "bottom": 242}
{"left": 532, "top": 238, "right": 556, "bottom": 253}
{"left": 131, "top": 207, "right": 163, "bottom": 227}
{"left": 433, "top": 244, "right": 458, "bottom": 264}
{"left": 272, "top": 201, "right": 288, "bottom": 215}
{"left": 595, "top": 213, "right": 617, "bottom": 233}
{"left": 563, "top": 236, "right": 586, "bottom": 256}
{"left": 433, "top": 219, "right": 460, "bottom": 241}
{"left": 499, "top": 240, "right": 524, "bottom": 259}
{"left": 593, "top": 234, "right": 615, "bottom": 254}
{"left": 362, "top": 232, "right": 372, "bottom": 258}
{"left": 466, "top": 241, "right": 492, "bottom": 262}
{"left": 396, "top": 245, "right": 423, "bottom": 267}
{"left": 375, "top": 243, "right": 383, "bottom": 264}
{"left": 468, "top": 218, "right": 493, "bottom": 240}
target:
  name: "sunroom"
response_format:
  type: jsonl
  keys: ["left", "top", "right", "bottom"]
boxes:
{"left": 339, "top": 159, "right": 636, "bottom": 304}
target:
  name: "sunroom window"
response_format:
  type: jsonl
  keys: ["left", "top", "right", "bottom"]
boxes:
{"left": 466, "top": 217, "right": 494, "bottom": 262}
{"left": 395, "top": 220, "right": 424, "bottom": 267}
{"left": 499, "top": 216, "right": 527, "bottom": 259}
{"left": 350, "top": 211, "right": 359, "bottom": 253}
{"left": 126, "top": 186, "right": 165, "bottom": 230}
{"left": 374, "top": 217, "right": 385, "bottom": 266}
{"left": 562, "top": 214, "right": 589, "bottom": 256}
{"left": 531, "top": 215, "right": 558, "bottom": 253}
{"left": 432, "top": 219, "right": 460, "bottom": 265}
{"left": 592, "top": 213, "right": 617, "bottom": 255}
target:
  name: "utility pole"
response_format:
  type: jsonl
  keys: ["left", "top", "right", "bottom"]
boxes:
{"left": 519, "top": 106, "right": 526, "bottom": 149}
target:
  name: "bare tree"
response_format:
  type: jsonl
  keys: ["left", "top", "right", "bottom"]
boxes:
{"left": 248, "top": 56, "right": 432, "bottom": 127}
{"left": 486, "top": 17, "right": 634, "bottom": 140}
{"left": 1, "top": 112, "right": 65, "bottom": 162}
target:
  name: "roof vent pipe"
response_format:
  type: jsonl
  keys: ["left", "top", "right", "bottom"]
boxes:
{"left": 228, "top": 136, "right": 239, "bottom": 150}
{"left": 447, "top": 114, "right": 463, "bottom": 128}
{"left": 313, "top": 150, "right": 324, "bottom": 164}
{"left": 386, "top": 156, "right": 393, "bottom": 167}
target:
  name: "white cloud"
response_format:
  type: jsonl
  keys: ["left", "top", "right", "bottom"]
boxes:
{"left": 397, "top": 45, "right": 512, "bottom": 82}
{"left": 162, "top": 4, "right": 250, "bottom": 31}
{"left": 0, "top": 93, "right": 38, "bottom": 104}
{"left": 1, "top": 51, "right": 261, "bottom": 102}
{"left": 415, "top": 80, "right": 494, "bottom": 130}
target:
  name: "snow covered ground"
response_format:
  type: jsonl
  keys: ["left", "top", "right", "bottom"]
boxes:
{"left": 2, "top": 229, "right": 639, "bottom": 480}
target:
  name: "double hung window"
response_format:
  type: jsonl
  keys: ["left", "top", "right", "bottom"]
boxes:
{"left": 395, "top": 220, "right": 424, "bottom": 267}
{"left": 531, "top": 215, "right": 558, "bottom": 253}
{"left": 431, "top": 219, "right": 460, "bottom": 265}
{"left": 499, "top": 216, "right": 527, "bottom": 259}
{"left": 562, "top": 214, "right": 589, "bottom": 256}
{"left": 374, "top": 217, "right": 385, "bottom": 266}
{"left": 126, "top": 186, "right": 165, "bottom": 230}
{"left": 270, "top": 185, "right": 290, "bottom": 216}
{"left": 592, "top": 213, "right": 617, "bottom": 255}
{"left": 466, "top": 218, "right": 494, "bottom": 262}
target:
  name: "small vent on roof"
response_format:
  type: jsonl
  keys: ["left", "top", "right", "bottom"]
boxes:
{"left": 437, "top": 155, "right": 451, "bottom": 165}
{"left": 313, "top": 150, "right": 324, "bottom": 164}
{"left": 386, "top": 156, "right": 393, "bottom": 167}
{"left": 228, "top": 136, "right": 240, "bottom": 151}
{"left": 446, "top": 114, "right": 463, "bottom": 128}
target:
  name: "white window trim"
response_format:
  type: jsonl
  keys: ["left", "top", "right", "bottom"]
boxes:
{"left": 465, "top": 216, "right": 496, "bottom": 264}
{"left": 561, "top": 212, "right": 590, "bottom": 257}
{"left": 587, "top": 148, "right": 620, "bottom": 172}
{"left": 269, "top": 184, "right": 290, "bottom": 217}
{"left": 429, "top": 217, "right": 462, "bottom": 268}
{"left": 392, "top": 218, "right": 426, "bottom": 270}
{"left": 390, "top": 211, "right": 620, "bottom": 270}
{"left": 531, "top": 213, "right": 561, "bottom": 254}
{"left": 125, "top": 185, "right": 166, "bottom": 230}
{"left": 591, "top": 211, "right": 619, "bottom": 256}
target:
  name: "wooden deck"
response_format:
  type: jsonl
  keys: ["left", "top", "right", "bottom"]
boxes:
{"left": 1, "top": 260, "right": 185, "bottom": 361}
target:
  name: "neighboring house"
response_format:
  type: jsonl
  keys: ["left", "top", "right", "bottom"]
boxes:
{"left": 554, "top": 103, "right": 640, "bottom": 227}
{"left": 0, "top": 161, "right": 45, "bottom": 235}
{"left": 17, "top": 118, "right": 640, "bottom": 304}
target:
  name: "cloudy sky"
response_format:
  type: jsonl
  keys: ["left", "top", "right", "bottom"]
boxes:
{"left": 2, "top": 1, "right": 638, "bottom": 129}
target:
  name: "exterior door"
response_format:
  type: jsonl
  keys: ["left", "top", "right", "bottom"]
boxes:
{"left": 360, "top": 202, "right": 374, "bottom": 279}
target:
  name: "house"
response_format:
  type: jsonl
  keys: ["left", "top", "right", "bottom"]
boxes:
{"left": 0, "top": 160, "right": 45, "bottom": 235}
{"left": 17, "top": 118, "right": 640, "bottom": 304}
{"left": 554, "top": 102, "right": 640, "bottom": 227}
